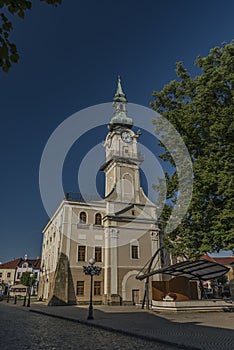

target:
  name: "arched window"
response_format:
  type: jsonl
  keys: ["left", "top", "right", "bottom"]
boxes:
{"left": 95, "top": 213, "right": 102, "bottom": 225}
{"left": 122, "top": 173, "right": 133, "bottom": 200}
{"left": 79, "top": 211, "right": 87, "bottom": 224}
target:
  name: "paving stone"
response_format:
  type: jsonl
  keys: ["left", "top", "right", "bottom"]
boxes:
{"left": 1, "top": 301, "right": 234, "bottom": 350}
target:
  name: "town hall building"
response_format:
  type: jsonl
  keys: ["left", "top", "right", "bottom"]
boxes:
{"left": 38, "top": 77, "right": 161, "bottom": 305}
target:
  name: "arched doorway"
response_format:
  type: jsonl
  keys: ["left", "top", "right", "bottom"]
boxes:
{"left": 122, "top": 270, "right": 144, "bottom": 305}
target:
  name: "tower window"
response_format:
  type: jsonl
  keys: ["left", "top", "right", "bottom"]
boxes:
{"left": 131, "top": 245, "right": 139, "bottom": 259}
{"left": 78, "top": 246, "right": 86, "bottom": 261}
{"left": 95, "top": 213, "right": 102, "bottom": 225}
{"left": 76, "top": 281, "right": 84, "bottom": 296}
{"left": 79, "top": 212, "right": 87, "bottom": 224}
{"left": 122, "top": 173, "right": 133, "bottom": 200}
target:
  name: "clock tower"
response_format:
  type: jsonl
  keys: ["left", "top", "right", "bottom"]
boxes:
{"left": 100, "top": 76, "right": 160, "bottom": 305}
{"left": 102, "top": 76, "right": 143, "bottom": 203}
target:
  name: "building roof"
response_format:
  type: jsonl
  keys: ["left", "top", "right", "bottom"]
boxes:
{"left": 18, "top": 258, "right": 41, "bottom": 269}
{"left": 214, "top": 257, "right": 234, "bottom": 265}
{"left": 0, "top": 258, "right": 22, "bottom": 269}
{"left": 201, "top": 253, "right": 234, "bottom": 266}
{"left": 0, "top": 257, "right": 41, "bottom": 269}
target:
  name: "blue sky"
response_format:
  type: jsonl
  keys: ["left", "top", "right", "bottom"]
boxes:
{"left": 0, "top": 0, "right": 233, "bottom": 262}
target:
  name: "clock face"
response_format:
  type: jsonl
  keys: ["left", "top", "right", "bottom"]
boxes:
{"left": 121, "top": 131, "right": 133, "bottom": 143}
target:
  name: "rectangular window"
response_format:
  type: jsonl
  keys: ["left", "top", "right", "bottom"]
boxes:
{"left": 131, "top": 245, "right": 139, "bottom": 259}
{"left": 17, "top": 272, "right": 21, "bottom": 279}
{"left": 78, "top": 245, "right": 86, "bottom": 261}
{"left": 0, "top": 272, "right": 2, "bottom": 278}
{"left": 76, "top": 281, "right": 84, "bottom": 296}
{"left": 7, "top": 272, "right": 11, "bottom": 278}
{"left": 95, "top": 247, "right": 102, "bottom": 262}
{"left": 94, "top": 281, "right": 101, "bottom": 296}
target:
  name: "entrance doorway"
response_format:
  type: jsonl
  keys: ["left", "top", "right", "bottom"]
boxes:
{"left": 132, "top": 289, "right": 140, "bottom": 305}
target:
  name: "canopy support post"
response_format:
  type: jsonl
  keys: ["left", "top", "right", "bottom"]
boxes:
{"left": 199, "top": 278, "right": 208, "bottom": 300}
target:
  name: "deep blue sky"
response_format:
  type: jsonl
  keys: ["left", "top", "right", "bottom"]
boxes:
{"left": 1, "top": 0, "right": 233, "bottom": 262}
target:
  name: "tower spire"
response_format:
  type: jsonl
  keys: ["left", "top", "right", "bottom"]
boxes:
{"left": 109, "top": 75, "right": 133, "bottom": 131}
{"left": 114, "top": 75, "right": 127, "bottom": 102}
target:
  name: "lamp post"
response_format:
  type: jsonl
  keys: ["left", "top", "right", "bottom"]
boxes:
{"left": 83, "top": 258, "right": 101, "bottom": 320}
{"left": 7, "top": 291, "right": 10, "bottom": 303}
{"left": 27, "top": 273, "right": 34, "bottom": 307}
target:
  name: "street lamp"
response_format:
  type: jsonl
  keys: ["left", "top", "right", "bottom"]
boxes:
{"left": 83, "top": 258, "right": 101, "bottom": 320}
{"left": 27, "top": 273, "right": 34, "bottom": 307}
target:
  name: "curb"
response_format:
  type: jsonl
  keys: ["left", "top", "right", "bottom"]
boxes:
{"left": 30, "top": 309, "right": 201, "bottom": 350}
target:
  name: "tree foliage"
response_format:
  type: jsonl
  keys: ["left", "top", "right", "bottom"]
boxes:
{"left": 152, "top": 42, "right": 234, "bottom": 259}
{"left": 0, "top": 0, "right": 62, "bottom": 72}
{"left": 20, "top": 271, "right": 36, "bottom": 287}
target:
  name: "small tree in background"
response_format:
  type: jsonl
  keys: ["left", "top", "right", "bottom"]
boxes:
{"left": 20, "top": 271, "right": 36, "bottom": 287}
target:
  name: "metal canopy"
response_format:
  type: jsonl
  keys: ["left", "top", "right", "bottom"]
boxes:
{"left": 136, "top": 259, "right": 229, "bottom": 281}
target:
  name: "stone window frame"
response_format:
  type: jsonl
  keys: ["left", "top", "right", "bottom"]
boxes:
{"left": 94, "top": 281, "right": 101, "bottom": 296}
{"left": 130, "top": 239, "right": 140, "bottom": 259}
{"left": 76, "top": 281, "right": 84, "bottom": 296}
{"left": 79, "top": 211, "right": 88, "bottom": 224}
{"left": 94, "top": 246, "right": 102, "bottom": 262}
{"left": 77, "top": 245, "right": 86, "bottom": 262}
{"left": 94, "top": 213, "right": 102, "bottom": 225}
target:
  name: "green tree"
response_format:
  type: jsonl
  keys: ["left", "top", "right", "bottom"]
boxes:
{"left": 151, "top": 42, "right": 234, "bottom": 259}
{"left": 0, "top": 0, "right": 62, "bottom": 72}
{"left": 20, "top": 271, "right": 36, "bottom": 287}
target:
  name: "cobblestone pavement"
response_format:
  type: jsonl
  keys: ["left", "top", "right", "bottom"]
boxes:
{"left": 0, "top": 303, "right": 181, "bottom": 350}
{"left": 30, "top": 303, "right": 234, "bottom": 350}
{"left": 1, "top": 301, "right": 234, "bottom": 350}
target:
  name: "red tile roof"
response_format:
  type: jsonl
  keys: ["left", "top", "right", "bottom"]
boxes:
{"left": 0, "top": 257, "right": 41, "bottom": 269}
{"left": 0, "top": 258, "right": 22, "bottom": 269}
{"left": 201, "top": 254, "right": 234, "bottom": 266}
{"left": 200, "top": 253, "right": 216, "bottom": 262}
{"left": 213, "top": 257, "right": 234, "bottom": 265}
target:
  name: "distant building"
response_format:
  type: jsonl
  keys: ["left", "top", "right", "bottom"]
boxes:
{"left": 0, "top": 255, "right": 41, "bottom": 295}
{"left": 202, "top": 253, "right": 234, "bottom": 282}
{"left": 38, "top": 77, "right": 161, "bottom": 305}
{"left": 15, "top": 255, "right": 41, "bottom": 295}
{"left": 0, "top": 258, "right": 21, "bottom": 294}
